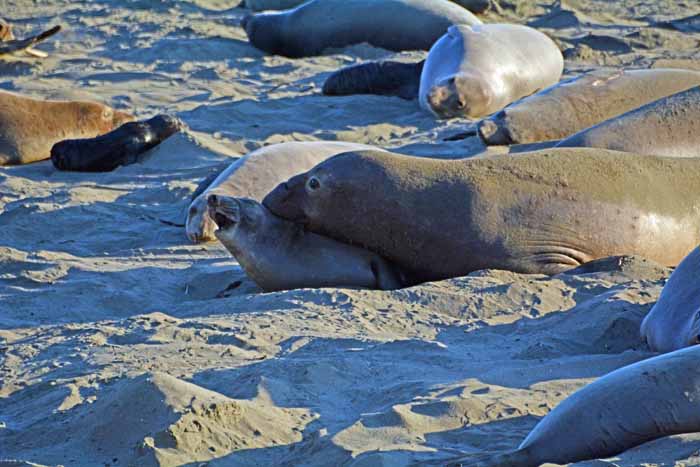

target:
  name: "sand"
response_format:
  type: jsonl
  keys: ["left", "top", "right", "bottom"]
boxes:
{"left": 1, "top": 0, "right": 700, "bottom": 466}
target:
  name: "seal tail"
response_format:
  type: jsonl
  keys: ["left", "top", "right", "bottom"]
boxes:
{"left": 322, "top": 60, "right": 424, "bottom": 100}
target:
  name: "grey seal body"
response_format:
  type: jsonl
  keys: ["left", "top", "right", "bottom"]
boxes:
{"left": 243, "top": 0, "right": 481, "bottom": 58}
{"left": 209, "top": 196, "right": 402, "bottom": 292}
{"left": 244, "top": 0, "right": 494, "bottom": 14}
{"left": 186, "top": 141, "right": 382, "bottom": 243}
{"left": 449, "top": 345, "right": 700, "bottom": 466}
{"left": 264, "top": 148, "right": 700, "bottom": 283}
{"left": 641, "top": 245, "right": 700, "bottom": 353}
{"left": 419, "top": 24, "right": 563, "bottom": 119}
{"left": 479, "top": 68, "right": 700, "bottom": 145}
{"left": 556, "top": 85, "right": 700, "bottom": 157}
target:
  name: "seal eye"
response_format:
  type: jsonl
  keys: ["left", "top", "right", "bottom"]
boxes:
{"left": 307, "top": 177, "right": 321, "bottom": 191}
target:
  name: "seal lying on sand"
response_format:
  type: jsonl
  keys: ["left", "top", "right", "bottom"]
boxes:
{"left": 641, "top": 245, "right": 700, "bottom": 353}
{"left": 419, "top": 24, "right": 563, "bottom": 118}
{"left": 323, "top": 60, "right": 426, "bottom": 101}
{"left": 51, "top": 115, "right": 182, "bottom": 172}
{"left": 243, "top": 0, "right": 481, "bottom": 58}
{"left": 186, "top": 141, "right": 383, "bottom": 243}
{"left": 479, "top": 68, "right": 700, "bottom": 145}
{"left": 244, "top": 0, "right": 494, "bottom": 14}
{"left": 208, "top": 195, "right": 403, "bottom": 291}
{"left": 556, "top": 85, "right": 700, "bottom": 157}
{"left": 0, "top": 91, "right": 133, "bottom": 165}
{"left": 0, "top": 21, "right": 61, "bottom": 58}
{"left": 447, "top": 345, "right": 700, "bottom": 467}
{"left": 325, "top": 24, "right": 563, "bottom": 119}
{"left": 264, "top": 148, "right": 700, "bottom": 283}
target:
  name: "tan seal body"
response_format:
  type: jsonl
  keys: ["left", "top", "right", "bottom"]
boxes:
{"left": 556, "top": 85, "right": 700, "bottom": 157}
{"left": 243, "top": 0, "right": 481, "bottom": 58}
{"left": 641, "top": 245, "right": 700, "bottom": 353}
{"left": 186, "top": 141, "right": 383, "bottom": 243}
{"left": 419, "top": 24, "right": 563, "bottom": 119}
{"left": 208, "top": 196, "right": 402, "bottom": 292}
{"left": 0, "top": 91, "right": 133, "bottom": 165}
{"left": 480, "top": 68, "right": 700, "bottom": 145}
{"left": 449, "top": 345, "right": 700, "bottom": 467}
{"left": 264, "top": 148, "right": 700, "bottom": 282}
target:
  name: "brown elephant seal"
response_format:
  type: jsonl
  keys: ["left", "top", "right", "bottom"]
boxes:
{"left": 556, "top": 85, "right": 700, "bottom": 157}
{"left": 0, "top": 23, "right": 61, "bottom": 58}
{"left": 208, "top": 195, "right": 403, "bottom": 291}
{"left": 264, "top": 148, "right": 700, "bottom": 283}
{"left": 641, "top": 245, "right": 700, "bottom": 353}
{"left": 242, "top": 0, "right": 481, "bottom": 58}
{"left": 186, "top": 141, "right": 384, "bottom": 243}
{"left": 0, "top": 91, "right": 133, "bottom": 165}
{"left": 479, "top": 68, "right": 700, "bottom": 145}
{"left": 51, "top": 115, "right": 182, "bottom": 172}
{"left": 447, "top": 345, "right": 700, "bottom": 467}
{"left": 418, "top": 24, "right": 563, "bottom": 119}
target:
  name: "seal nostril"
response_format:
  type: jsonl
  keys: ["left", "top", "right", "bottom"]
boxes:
{"left": 208, "top": 195, "right": 218, "bottom": 206}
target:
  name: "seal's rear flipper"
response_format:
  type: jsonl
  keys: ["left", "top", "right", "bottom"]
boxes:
{"left": 323, "top": 59, "right": 424, "bottom": 100}
{"left": 0, "top": 25, "right": 61, "bottom": 58}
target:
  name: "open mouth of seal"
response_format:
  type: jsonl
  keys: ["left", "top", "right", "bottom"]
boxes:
{"left": 213, "top": 210, "right": 236, "bottom": 230}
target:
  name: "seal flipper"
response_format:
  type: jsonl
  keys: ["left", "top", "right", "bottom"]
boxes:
{"left": 323, "top": 60, "right": 424, "bottom": 100}
{"left": 370, "top": 257, "right": 404, "bottom": 290}
{"left": 0, "top": 25, "right": 61, "bottom": 57}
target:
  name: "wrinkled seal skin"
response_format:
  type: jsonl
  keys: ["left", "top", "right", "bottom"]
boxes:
{"left": 243, "top": 0, "right": 481, "bottom": 58}
{"left": 556, "top": 85, "right": 700, "bottom": 157}
{"left": 480, "top": 68, "right": 700, "bottom": 145}
{"left": 186, "top": 141, "right": 384, "bottom": 244}
{"left": 264, "top": 148, "right": 700, "bottom": 283}
{"left": 419, "top": 24, "right": 563, "bottom": 119}
{"left": 641, "top": 245, "right": 700, "bottom": 353}
{"left": 51, "top": 115, "right": 182, "bottom": 172}
{"left": 447, "top": 345, "right": 700, "bottom": 467}
{"left": 209, "top": 196, "right": 403, "bottom": 292}
{"left": 0, "top": 91, "right": 133, "bottom": 165}
{"left": 322, "top": 60, "right": 425, "bottom": 100}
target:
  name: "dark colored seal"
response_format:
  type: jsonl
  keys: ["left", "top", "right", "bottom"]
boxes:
{"left": 323, "top": 60, "right": 425, "bottom": 100}
{"left": 51, "top": 114, "right": 182, "bottom": 172}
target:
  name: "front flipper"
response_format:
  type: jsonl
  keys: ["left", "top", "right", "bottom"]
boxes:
{"left": 0, "top": 25, "right": 61, "bottom": 58}
{"left": 323, "top": 59, "right": 424, "bottom": 100}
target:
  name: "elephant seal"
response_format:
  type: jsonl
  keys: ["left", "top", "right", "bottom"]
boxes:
{"left": 447, "top": 345, "right": 700, "bottom": 467}
{"left": 641, "top": 245, "right": 700, "bottom": 353}
{"left": 264, "top": 148, "right": 700, "bottom": 282}
{"left": 242, "top": 0, "right": 481, "bottom": 58}
{"left": 0, "top": 23, "right": 61, "bottom": 58}
{"left": 0, "top": 91, "right": 133, "bottom": 165}
{"left": 244, "top": 0, "right": 494, "bottom": 14}
{"left": 186, "top": 141, "right": 384, "bottom": 243}
{"left": 51, "top": 115, "right": 182, "bottom": 172}
{"left": 323, "top": 60, "right": 425, "bottom": 100}
{"left": 556, "top": 85, "right": 700, "bottom": 157}
{"left": 208, "top": 195, "right": 403, "bottom": 291}
{"left": 419, "top": 24, "right": 563, "bottom": 119}
{"left": 479, "top": 68, "right": 700, "bottom": 145}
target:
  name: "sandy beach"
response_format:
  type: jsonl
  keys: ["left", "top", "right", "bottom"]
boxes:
{"left": 2, "top": 0, "right": 700, "bottom": 465}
